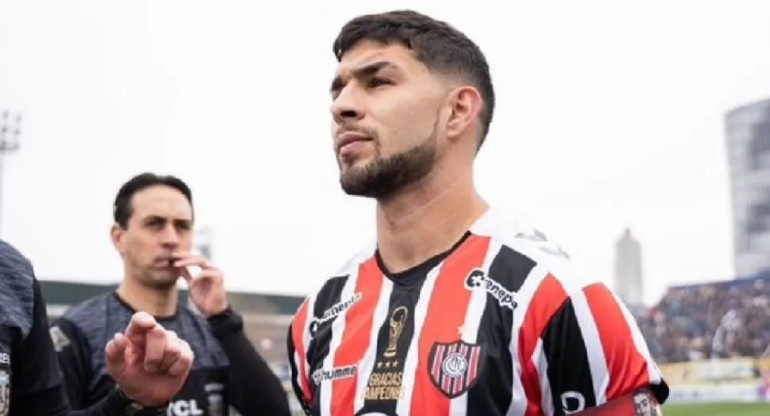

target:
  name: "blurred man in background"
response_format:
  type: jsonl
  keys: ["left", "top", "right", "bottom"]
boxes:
{"left": 1, "top": 239, "right": 193, "bottom": 415}
{"left": 288, "top": 10, "right": 669, "bottom": 416}
{"left": 50, "top": 173, "right": 289, "bottom": 416}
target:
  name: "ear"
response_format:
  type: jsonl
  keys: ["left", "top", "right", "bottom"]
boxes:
{"left": 110, "top": 223, "right": 126, "bottom": 255}
{"left": 445, "top": 85, "right": 483, "bottom": 142}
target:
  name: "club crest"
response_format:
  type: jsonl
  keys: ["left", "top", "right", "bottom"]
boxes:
{"left": 427, "top": 340, "right": 485, "bottom": 398}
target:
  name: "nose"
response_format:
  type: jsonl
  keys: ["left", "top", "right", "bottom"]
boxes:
{"left": 331, "top": 84, "right": 365, "bottom": 125}
{"left": 160, "top": 224, "right": 180, "bottom": 248}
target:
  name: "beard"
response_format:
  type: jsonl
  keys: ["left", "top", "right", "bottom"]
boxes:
{"left": 339, "top": 119, "right": 438, "bottom": 199}
{"left": 140, "top": 267, "right": 181, "bottom": 290}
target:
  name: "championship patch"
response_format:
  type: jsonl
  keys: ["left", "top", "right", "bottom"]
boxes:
{"left": 427, "top": 340, "right": 485, "bottom": 399}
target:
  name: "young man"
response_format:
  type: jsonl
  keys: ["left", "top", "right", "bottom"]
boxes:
{"left": 50, "top": 173, "right": 290, "bottom": 416}
{"left": 0, "top": 239, "right": 194, "bottom": 415}
{"left": 288, "top": 10, "right": 669, "bottom": 416}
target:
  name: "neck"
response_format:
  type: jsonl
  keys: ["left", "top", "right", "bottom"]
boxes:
{"left": 117, "top": 271, "right": 178, "bottom": 317}
{"left": 375, "top": 166, "right": 488, "bottom": 274}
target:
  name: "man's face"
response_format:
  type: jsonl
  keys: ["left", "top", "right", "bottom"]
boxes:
{"left": 330, "top": 40, "right": 449, "bottom": 198}
{"left": 113, "top": 185, "right": 193, "bottom": 289}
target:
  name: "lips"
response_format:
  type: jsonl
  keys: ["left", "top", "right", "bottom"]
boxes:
{"left": 336, "top": 131, "right": 372, "bottom": 154}
{"left": 153, "top": 259, "right": 174, "bottom": 268}
{"left": 154, "top": 254, "right": 180, "bottom": 268}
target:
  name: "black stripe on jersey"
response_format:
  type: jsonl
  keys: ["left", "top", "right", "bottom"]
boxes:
{"left": 305, "top": 275, "right": 349, "bottom": 405}
{"left": 286, "top": 326, "right": 312, "bottom": 416}
{"left": 541, "top": 298, "right": 597, "bottom": 415}
{"left": 357, "top": 264, "right": 431, "bottom": 416}
{"left": 490, "top": 244, "right": 536, "bottom": 293}
{"left": 467, "top": 244, "right": 535, "bottom": 415}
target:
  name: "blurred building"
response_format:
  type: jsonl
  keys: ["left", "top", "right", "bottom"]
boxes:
{"left": 725, "top": 98, "right": 770, "bottom": 278}
{"left": 194, "top": 227, "right": 213, "bottom": 260}
{"left": 614, "top": 228, "right": 644, "bottom": 309}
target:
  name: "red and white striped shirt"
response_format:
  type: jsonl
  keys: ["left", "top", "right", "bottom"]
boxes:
{"left": 288, "top": 208, "right": 668, "bottom": 416}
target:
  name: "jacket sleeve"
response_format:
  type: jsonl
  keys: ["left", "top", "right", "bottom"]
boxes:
{"left": 50, "top": 316, "right": 93, "bottom": 410}
{"left": 208, "top": 308, "right": 290, "bottom": 416}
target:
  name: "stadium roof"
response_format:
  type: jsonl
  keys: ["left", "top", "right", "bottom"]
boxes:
{"left": 39, "top": 279, "right": 304, "bottom": 316}
{"left": 667, "top": 272, "right": 770, "bottom": 291}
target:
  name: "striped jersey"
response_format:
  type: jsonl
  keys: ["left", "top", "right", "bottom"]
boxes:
{"left": 288, "top": 208, "right": 668, "bottom": 416}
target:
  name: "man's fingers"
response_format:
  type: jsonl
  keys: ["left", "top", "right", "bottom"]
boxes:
{"left": 183, "top": 268, "right": 223, "bottom": 291}
{"left": 154, "top": 331, "right": 182, "bottom": 373}
{"left": 124, "top": 311, "right": 157, "bottom": 349}
{"left": 195, "top": 269, "right": 222, "bottom": 281}
{"left": 179, "top": 266, "right": 194, "bottom": 284}
{"left": 177, "top": 264, "right": 204, "bottom": 283}
{"left": 167, "top": 338, "right": 194, "bottom": 377}
{"left": 142, "top": 325, "right": 168, "bottom": 373}
{"left": 105, "top": 333, "right": 129, "bottom": 370}
{"left": 186, "top": 269, "right": 223, "bottom": 288}
{"left": 173, "top": 255, "right": 209, "bottom": 269}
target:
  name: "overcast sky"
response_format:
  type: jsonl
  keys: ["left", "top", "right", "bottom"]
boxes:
{"left": 1, "top": 0, "right": 769, "bottom": 304}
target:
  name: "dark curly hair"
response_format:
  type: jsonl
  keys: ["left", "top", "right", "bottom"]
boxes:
{"left": 333, "top": 10, "right": 495, "bottom": 149}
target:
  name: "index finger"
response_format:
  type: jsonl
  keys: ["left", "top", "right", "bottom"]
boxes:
{"left": 142, "top": 325, "right": 169, "bottom": 373}
{"left": 173, "top": 256, "right": 209, "bottom": 269}
{"left": 124, "top": 311, "right": 158, "bottom": 348}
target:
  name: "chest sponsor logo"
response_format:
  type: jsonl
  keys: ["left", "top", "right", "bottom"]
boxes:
{"left": 309, "top": 292, "right": 362, "bottom": 335}
{"left": 427, "top": 340, "right": 485, "bottom": 399}
{"left": 312, "top": 364, "right": 358, "bottom": 385}
{"left": 464, "top": 269, "right": 517, "bottom": 310}
{"left": 167, "top": 398, "right": 204, "bottom": 415}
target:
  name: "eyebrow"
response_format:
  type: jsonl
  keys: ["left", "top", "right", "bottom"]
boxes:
{"left": 143, "top": 216, "right": 193, "bottom": 226}
{"left": 330, "top": 61, "right": 399, "bottom": 94}
{"left": 173, "top": 218, "right": 193, "bottom": 227}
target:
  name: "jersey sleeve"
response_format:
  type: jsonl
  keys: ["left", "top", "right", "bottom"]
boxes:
{"left": 287, "top": 298, "right": 312, "bottom": 415}
{"left": 50, "top": 316, "right": 93, "bottom": 410}
{"left": 525, "top": 279, "right": 668, "bottom": 416}
{"left": 9, "top": 278, "right": 71, "bottom": 415}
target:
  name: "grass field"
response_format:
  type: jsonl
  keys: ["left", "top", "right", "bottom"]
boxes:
{"left": 663, "top": 402, "right": 770, "bottom": 416}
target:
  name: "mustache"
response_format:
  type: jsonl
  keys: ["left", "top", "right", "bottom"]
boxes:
{"left": 154, "top": 252, "right": 187, "bottom": 266}
{"left": 336, "top": 125, "right": 379, "bottom": 141}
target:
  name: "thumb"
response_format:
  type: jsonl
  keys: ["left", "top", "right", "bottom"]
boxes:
{"left": 178, "top": 264, "right": 196, "bottom": 283}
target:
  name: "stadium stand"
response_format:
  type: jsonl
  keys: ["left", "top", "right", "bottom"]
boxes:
{"left": 640, "top": 274, "right": 770, "bottom": 363}
{"left": 637, "top": 273, "right": 770, "bottom": 404}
